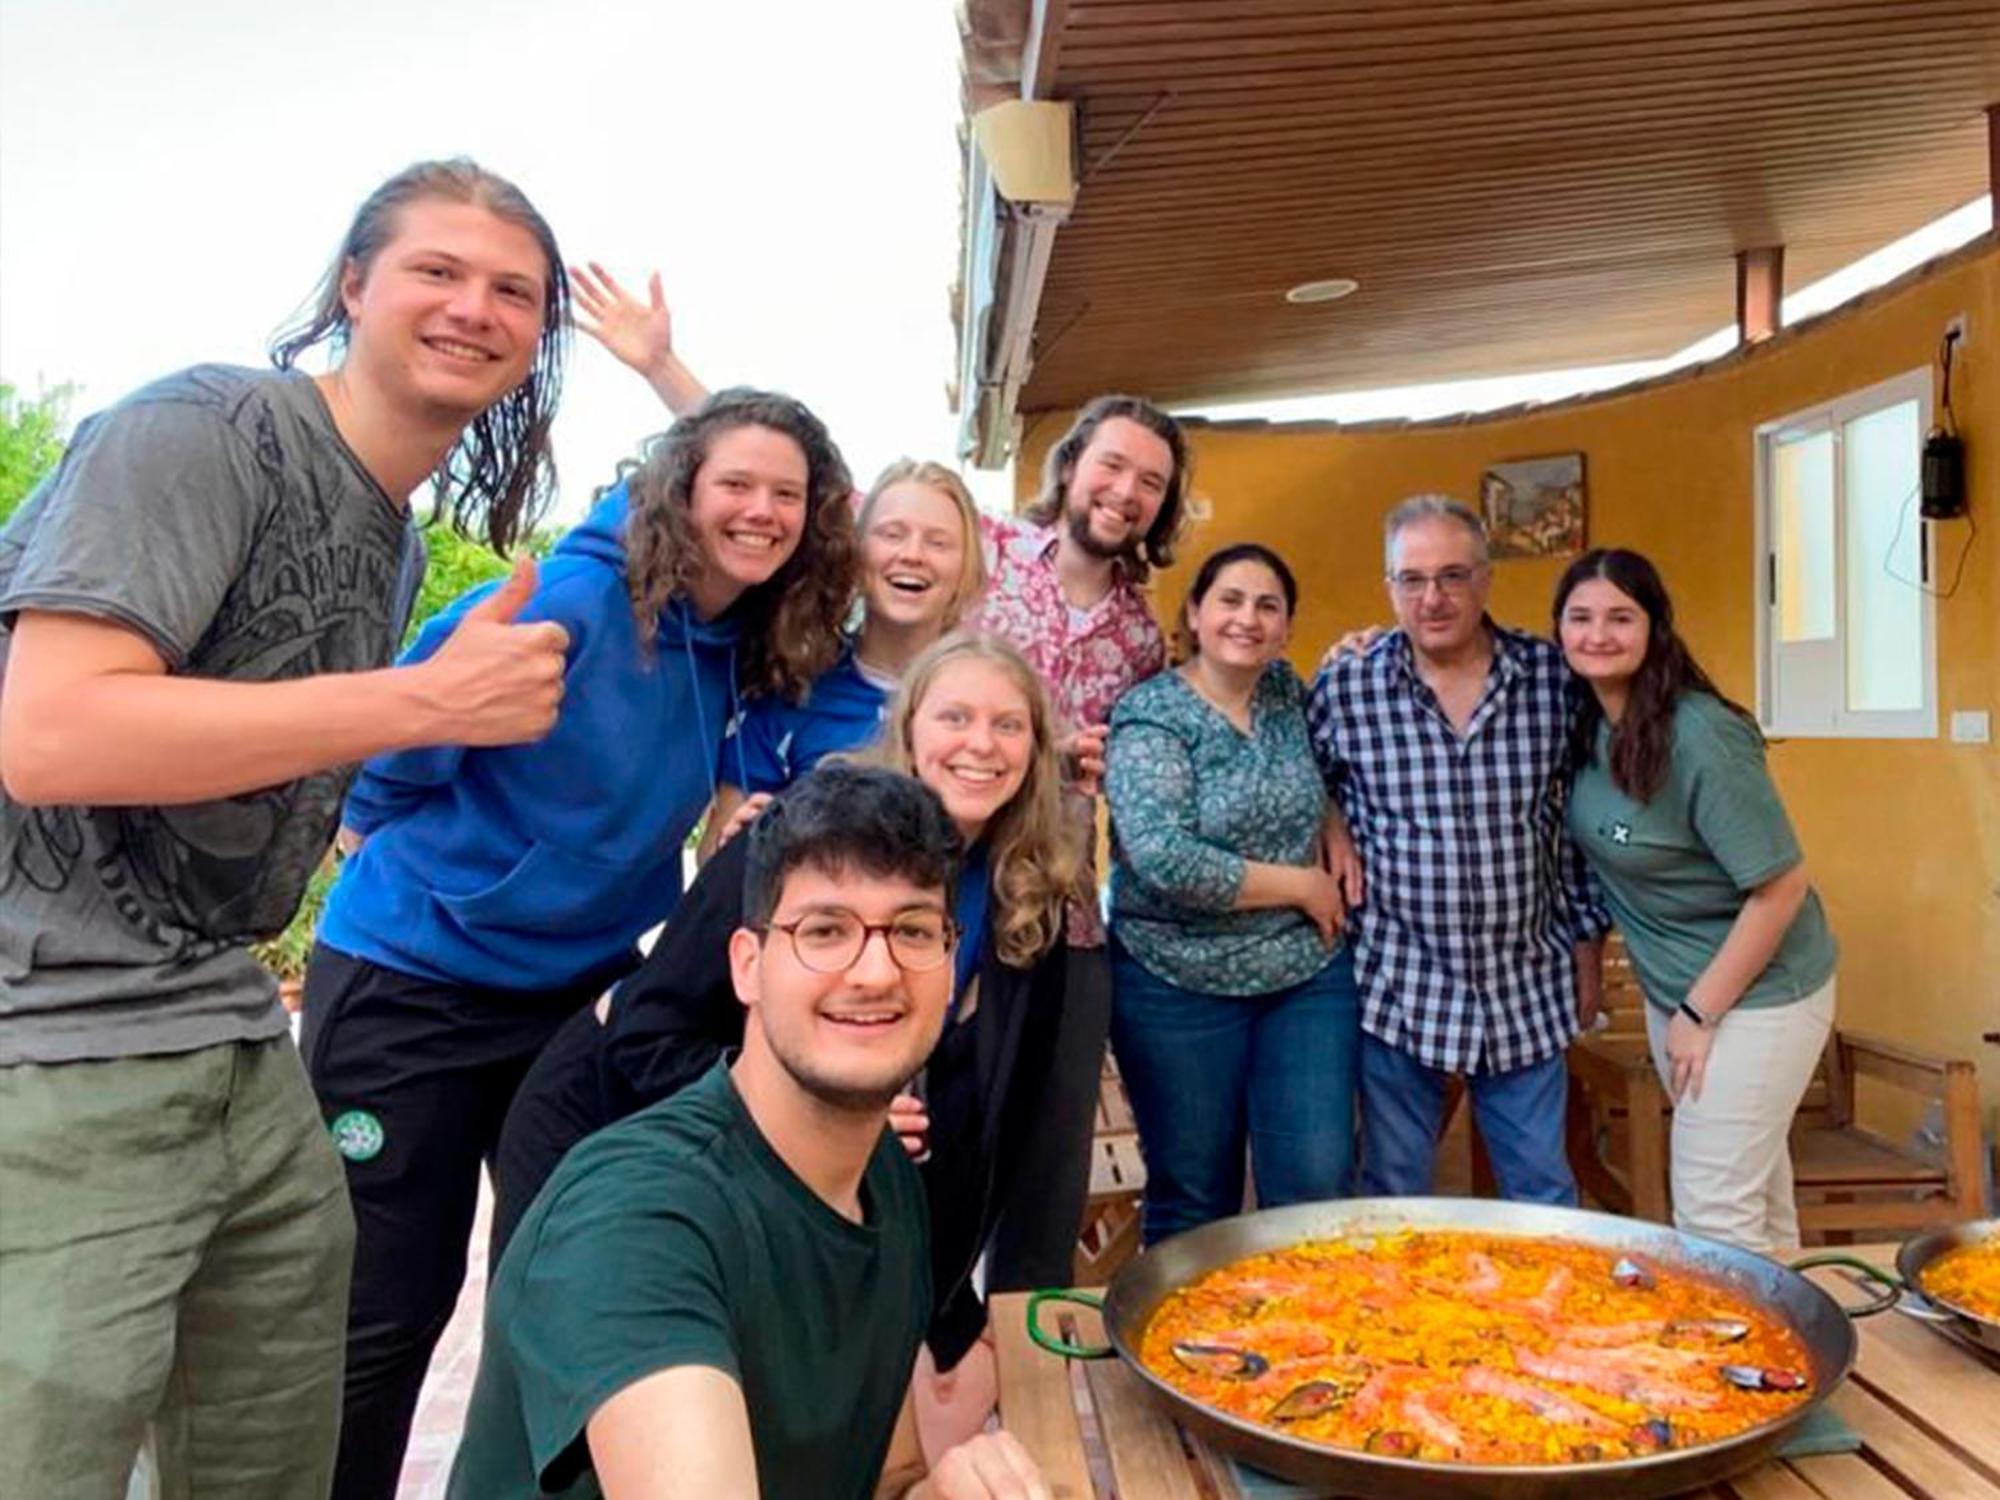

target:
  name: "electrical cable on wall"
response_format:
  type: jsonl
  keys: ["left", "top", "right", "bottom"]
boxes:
{"left": 1884, "top": 479, "right": 1975, "bottom": 598}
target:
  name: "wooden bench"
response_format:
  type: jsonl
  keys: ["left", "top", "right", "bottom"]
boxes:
{"left": 1565, "top": 933, "right": 1989, "bottom": 1236}
{"left": 1073, "top": 1053, "right": 1146, "bottom": 1286}
{"left": 1791, "top": 1029, "right": 1987, "bottom": 1237}
{"left": 1565, "top": 935, "right": 1671, "bottom": 1220}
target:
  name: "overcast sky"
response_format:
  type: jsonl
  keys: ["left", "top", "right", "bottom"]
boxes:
{"left": 0, "top": 0, "right": 1015, "bottom": 519}
{"left": 3, "top": 1, "right": 1988, "bottom": 525}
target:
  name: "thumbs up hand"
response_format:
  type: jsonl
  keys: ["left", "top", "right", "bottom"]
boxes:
{"left": 415, "top": 556, "right": 570, "bottom": 746}
{"left": 463, "top": 553, "right": 543, "bottom": 627}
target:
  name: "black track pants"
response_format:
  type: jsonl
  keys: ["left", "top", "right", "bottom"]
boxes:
{"left": 301, "top": 942, "right": 628, "bottom": 1500}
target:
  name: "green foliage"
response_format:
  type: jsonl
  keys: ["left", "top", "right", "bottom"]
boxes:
{"left": 0, "top": 382, "right": 74, "bottom": 526}
{"left": 407, "top": 519, "right": 557, "bottom": 646}
{"left": 412, "top": 522, "right": 510, "bottom": 643}
{"left": 253, "top": 849, "right": 342, "bottom": 981}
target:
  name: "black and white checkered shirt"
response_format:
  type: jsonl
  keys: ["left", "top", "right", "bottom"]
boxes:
{"left": 1306, "top": 624, "right": 1610, "bottom": 1075}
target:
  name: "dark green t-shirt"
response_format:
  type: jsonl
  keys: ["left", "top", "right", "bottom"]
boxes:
{"left": 1567, "top": 692, "right": 1837, "bottom": 1013}
{"left": 448, "top": 1060, "right": 931, "bottom": 1500}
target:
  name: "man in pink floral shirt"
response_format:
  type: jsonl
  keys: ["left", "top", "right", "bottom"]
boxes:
{"left": 963, "top": 394, "right": 1193, "bottom": 1291}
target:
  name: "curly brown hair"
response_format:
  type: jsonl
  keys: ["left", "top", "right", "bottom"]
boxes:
{"left": 618, "top": 388, "right": 856, "bottom": 698}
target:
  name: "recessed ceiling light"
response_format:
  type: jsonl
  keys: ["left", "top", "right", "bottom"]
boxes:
{"left": 1285, "top": 277, "right": 1360, "bottom": 304}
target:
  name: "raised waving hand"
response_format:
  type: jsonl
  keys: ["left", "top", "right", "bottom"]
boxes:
{"left": 569, "top": 263, "right": 710, "bottom": 416}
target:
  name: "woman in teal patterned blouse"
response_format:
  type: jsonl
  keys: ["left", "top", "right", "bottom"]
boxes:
{"left": 1105, "top": 543, "right": 1362, "bottom": 1243}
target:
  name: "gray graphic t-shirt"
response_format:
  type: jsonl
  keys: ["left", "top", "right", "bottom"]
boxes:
{"left": 0, "top": 365, "right": 424, "bottom": 1064}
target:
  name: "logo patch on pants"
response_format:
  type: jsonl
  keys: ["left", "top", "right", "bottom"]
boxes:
{"left": 330, "top": 1109, "right": 386, "bottom": 1163}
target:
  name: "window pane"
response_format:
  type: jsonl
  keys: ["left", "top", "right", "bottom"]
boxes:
{"left": 1773, "top": 431, "right": 1834, "bottom": 643}
{"left": 1843, "top": 399, "right": 1923, "bottom": 712}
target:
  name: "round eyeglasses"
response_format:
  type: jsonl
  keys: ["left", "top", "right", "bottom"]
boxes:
{"left": 1386, "top": 564, "right": 1485, "bottom": 598}
{"left": 759, "top": 911, "right": 959, "bottom": 974}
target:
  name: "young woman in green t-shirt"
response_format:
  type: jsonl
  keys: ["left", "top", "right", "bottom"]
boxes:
{"left": 1554, "top": 548, "right": 1838, "bottom": 1254}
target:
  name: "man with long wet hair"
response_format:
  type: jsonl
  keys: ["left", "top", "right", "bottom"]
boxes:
{"left": 270, "top": 159, "right": 571, "bottom": 552}
{"left": 0, "top": 158, "right": 573, "bottom": 1498}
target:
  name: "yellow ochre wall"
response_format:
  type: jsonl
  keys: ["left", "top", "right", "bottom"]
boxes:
{"left": 1019, "top": 238, "right": 2000, "bottom": 1135}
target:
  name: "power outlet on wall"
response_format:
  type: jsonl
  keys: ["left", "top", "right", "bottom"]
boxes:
{"left": 1944, "top": 313, "right": 1969, "bottom": 347}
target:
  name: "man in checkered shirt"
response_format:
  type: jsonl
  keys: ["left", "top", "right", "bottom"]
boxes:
{"left": 1307, "top": 496, "right": 1609, "bottom": 1204}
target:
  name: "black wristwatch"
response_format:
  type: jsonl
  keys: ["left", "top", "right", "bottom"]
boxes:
{"left": 1676, "top": 999, "right": 1712, "bottom": 1028}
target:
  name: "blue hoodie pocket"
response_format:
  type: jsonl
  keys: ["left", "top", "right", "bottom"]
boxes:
{"left": 437, "top": 842, "right": 632, "bottom": 936}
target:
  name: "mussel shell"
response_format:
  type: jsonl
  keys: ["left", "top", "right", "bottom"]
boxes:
{"left": 1270, "top": 1380, "right": 1346, "bottom": 1421}
{"left": 1630, "top": 1417, "right": 1675, "bottom": 1451}
{"left": 1720, "top": 1364, "right": 1807, "bottom": 1392}
{"left": 1171, "top": 1341, "right": 1269, "bottom": 1379}
{"left": 1611, "top": 1256, "right": 1657, "bottom": 1289}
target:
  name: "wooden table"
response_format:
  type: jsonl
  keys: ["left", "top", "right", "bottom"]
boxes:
{"left": 993, "top": 1243, "right": 2000, "bottom": 1499}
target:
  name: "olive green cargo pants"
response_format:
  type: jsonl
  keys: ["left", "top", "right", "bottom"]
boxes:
{"left": 0, "top": 1037, "right": 354, "bottom": 1500}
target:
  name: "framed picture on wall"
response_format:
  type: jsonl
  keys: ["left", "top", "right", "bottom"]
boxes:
{"left": 1480, "top": 452, "right": 1587, "bottom": 559}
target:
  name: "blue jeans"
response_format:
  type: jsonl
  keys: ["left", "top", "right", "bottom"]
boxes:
{"left": 1110, "top": 941, "right": 1360, "bottom": 1245}
{"left": 1357, "top": 1033, "right": 1577, "bottom": 1205}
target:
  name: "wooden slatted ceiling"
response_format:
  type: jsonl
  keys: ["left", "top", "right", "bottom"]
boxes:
{"left": 1008, "top": 0, "right": 2000, "bottom": 411}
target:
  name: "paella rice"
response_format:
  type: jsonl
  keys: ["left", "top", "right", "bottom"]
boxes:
{"left": 1918, "top": 1239, "right": 2000, "bottom": 1322}
{"left": 1139, "top": 1231, "right": 1813, "bottom": 1465}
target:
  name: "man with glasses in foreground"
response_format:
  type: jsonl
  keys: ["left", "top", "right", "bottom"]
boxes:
{"left": 449, "top": 764, "right": 1048, "bottom": 1500}
{"left": 1306, "top": 496, "right": 1608, "bottom": 1205}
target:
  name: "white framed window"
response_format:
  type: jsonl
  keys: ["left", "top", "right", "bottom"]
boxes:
{"left": 1754, "top": 367, "right": 1935, "bottom": 738}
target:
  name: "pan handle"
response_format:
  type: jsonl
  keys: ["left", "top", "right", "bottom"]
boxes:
{"left": 1892, "top": 1296, "right": 1961, "bottom": 1324}
{"left": 1790, "top": 1252, "right": 1901, "bottom": 1318}
{"left": 1025, "top": 1289, "right": 1115, "bottom": 1359}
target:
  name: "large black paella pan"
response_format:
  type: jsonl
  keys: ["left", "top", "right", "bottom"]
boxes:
{"left": 1029, "top": 1198, "right": 1896, "bottom": 1500}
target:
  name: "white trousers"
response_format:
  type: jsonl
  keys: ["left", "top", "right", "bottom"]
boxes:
{"left": 1645, "top": 977, "right": 1836, "bottom": 1255}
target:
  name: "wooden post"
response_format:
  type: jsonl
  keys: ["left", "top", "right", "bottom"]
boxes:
{"left": 1736, "top": 246, "right": 1785, "bottom": 344}
{"left": 1989, "top": 105, "right": 1999, "bottom": 210}
{"left": 1022, "top": 0, "right": 1069, "bottom": 102}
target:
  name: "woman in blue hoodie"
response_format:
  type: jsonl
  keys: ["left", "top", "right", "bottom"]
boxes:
{"left": 299, "top": 387, "right": 856, "bottom": 1500}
